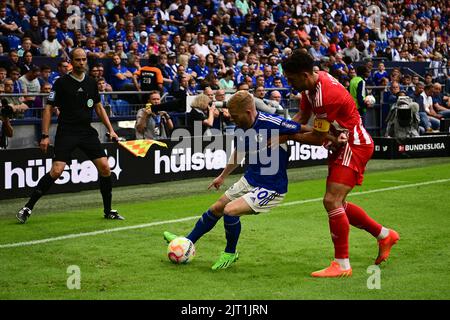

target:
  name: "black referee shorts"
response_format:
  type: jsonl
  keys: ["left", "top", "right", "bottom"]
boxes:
{"left": 53, "top": 127, "right": 106, "bottom": 163}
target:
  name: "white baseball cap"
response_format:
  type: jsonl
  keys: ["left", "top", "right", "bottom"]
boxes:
{"left": 140, "top": 31, "right": 148, "bottom": 38}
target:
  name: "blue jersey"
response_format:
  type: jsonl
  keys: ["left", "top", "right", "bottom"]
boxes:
{"left": 236, "top": 112, "right": 300, "bottom": 194}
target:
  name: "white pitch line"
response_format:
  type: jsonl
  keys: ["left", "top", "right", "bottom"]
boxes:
{"left": 1, "top": 178, "right": 449, "bottom": 249}
{"left": 279, "top": 178, "right": 450, "bottom": 207}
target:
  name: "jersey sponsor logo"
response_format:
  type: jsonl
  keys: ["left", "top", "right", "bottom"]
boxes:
{"left": 3, "top": 149, "right": 122, "bottom": 189}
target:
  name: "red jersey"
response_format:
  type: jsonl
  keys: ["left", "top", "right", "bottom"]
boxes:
{"left": 300, "top": 71, "right": 373, "bottom": 146}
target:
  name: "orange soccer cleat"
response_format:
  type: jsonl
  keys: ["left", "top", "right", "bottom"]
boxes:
{"left": 375, "top": 229, "right": 400, "bottom": 265}
{"left": 311, "top": 261, "right": 353, "bottom": 278}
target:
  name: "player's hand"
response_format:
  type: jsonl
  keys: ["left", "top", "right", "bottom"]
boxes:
{"left": 331, "top": 131, "right": 349, "bottom": 151}
{"left": 108, "top": 131, "right": 119, "bottom": 142}
{"left": 40, "top": 138, "right": 49, "bottom": 153}
{"left": 337, "top": 131, "right": 349, "bottom": 144}
{"left": 208, "top": 176, "right": 224, "bottom": 190}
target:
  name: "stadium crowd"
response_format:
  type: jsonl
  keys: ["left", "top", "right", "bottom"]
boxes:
{"left": 1, "top": 0, "right": 450, "bottom": 137}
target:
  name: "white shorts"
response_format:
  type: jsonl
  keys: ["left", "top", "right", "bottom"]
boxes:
{"left": 224, "top": 176, "right": 286, "bottom": 213}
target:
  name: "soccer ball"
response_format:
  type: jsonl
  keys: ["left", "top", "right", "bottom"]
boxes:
{"left": 167, "top": 237, "right": 196, "bottom": 264}
{"left": 364, "top": 95, "right": 376, "bottom": 105}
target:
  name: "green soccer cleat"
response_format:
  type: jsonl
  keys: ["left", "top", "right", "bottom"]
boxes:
{"left": 211, "top": 252, "right": 239, "bottom": 270}
{"left": 163, "top": 231, "right": 178, "bottom": 243}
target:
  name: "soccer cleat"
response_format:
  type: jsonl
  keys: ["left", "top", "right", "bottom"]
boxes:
{"left": 104, "top": 210, "right": 125, "bottom": 220}
{"left": 311, "top": 261, "right": 353, "bottom": 278}
{"left": 375, "top": 229, "right": 400, "bottom": 265}
{"left": 163, "top": 231, "right": 178, "bottom": 243}
{"left": 16, "top": 207, "right": 32, "bottom": 224}
{"left": 211, "top": 252, "right": 239, "bottom": 270}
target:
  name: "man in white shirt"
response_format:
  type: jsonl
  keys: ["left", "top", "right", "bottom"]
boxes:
{"left": 421, "top": 83, "right": 442, "bottom": 124}
{"left": 194, "top": 33, "right": 211, "bottom": 57}
{"left": 40, "top": 27, "right": 62, "bottom": 57}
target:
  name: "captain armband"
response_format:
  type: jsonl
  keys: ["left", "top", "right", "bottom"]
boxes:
{"left": 313, "top": 118, "right": 331, "bottom": 133}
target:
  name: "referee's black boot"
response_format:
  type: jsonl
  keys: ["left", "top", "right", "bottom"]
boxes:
{"left": 104, "top": 210, "right": 125, "bottom": 220}
{"left": 17, "top": 207, "right": 32, "bottom": 224}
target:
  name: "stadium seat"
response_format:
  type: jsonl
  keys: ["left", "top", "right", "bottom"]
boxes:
{"left": 111, "top": 99, "right": 131, "bottom": 116}
{"left": 233, "top": 15, "right": 242, "bottom": 25}
{"left": 169, "top": 25, "right": 179, "bottom": 34}
{"left": 7, "top": 35, "right": 21, "bottom": 50}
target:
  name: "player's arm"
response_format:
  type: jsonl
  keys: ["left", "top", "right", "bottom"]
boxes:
{"left": 40, "top": 104, "right": 53, "bottom": 153}
{"left": 94, "top": 102, "right": 118, "bottom": 140}
{"left": 208, "top": 148, "right": 245, "bottom": 190}
{"left": 289, "top": 118, "right": 348, "bottom": 147}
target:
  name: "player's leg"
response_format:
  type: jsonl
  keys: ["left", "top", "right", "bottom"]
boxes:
{"left": 164, "top": 194, "right": 231, "bottom": 244}
{"left": 82, "top": 130, "right": 123, "bottom": 220}
{"left": 17, "top": 131, "right": 77, "bottom": 224}
{"left": 311, "top": 180, "right": 353, "bottom": 277}
{"left": 336, "top": 145, "right": 400, "bottom": 265}
{"left": 212, "top": 187, "right": 285, "bottom": 270}
{"left": 17, "top": 161, "right": 66, "bottom": 223}
{"left": 210, "top": 198, "right": 249, "bottom": 270}
{"left": 92, "top": 156, "right": 124, "bottom": 220}
{"left": 186, "top": 195, "right": 230, "bottom": 243}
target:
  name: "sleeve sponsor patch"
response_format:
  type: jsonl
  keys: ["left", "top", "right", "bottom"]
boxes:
{"left": 281, "top": 121, "right": 298, "bottom": 130}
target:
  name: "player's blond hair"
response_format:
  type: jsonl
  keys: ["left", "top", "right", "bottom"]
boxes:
{"left": 228, "top": 90, "right": 255, "bottom": 110}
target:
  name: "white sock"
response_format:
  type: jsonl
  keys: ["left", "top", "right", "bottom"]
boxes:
{"left": 335, "top": 258, "right": 351, "bottom": 270}
{"left": 377, "top": 227, "right": 390, "bottom": 240}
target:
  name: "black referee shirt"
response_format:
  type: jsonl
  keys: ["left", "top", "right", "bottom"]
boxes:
{"left": 47, "top": 73, "right": 101, "bottom": 129}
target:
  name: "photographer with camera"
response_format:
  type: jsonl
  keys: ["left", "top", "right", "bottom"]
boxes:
{"left": 0, "top": 95, "right": 14, "bottom": 149}
{"left": 135, "top": 91, "right": 174, "bottom": 140}
{"left": 214, "top": 89, "right": 235, "bottom": 133}
{"left": 187, "top": 93, "right": 216, "bottom": 136}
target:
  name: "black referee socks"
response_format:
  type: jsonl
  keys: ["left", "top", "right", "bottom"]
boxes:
{"left": 25, "top": 172, "right": 57, "bottom": 210}
{"left": 99, "top": 175, "right": 112, "bottom": 214}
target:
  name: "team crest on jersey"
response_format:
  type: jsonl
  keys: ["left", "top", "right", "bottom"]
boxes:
{"left": 87, "top": 99, "right": 94, "bottom": 108}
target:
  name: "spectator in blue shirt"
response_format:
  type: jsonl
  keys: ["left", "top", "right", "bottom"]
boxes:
{"left": 193, "top": 55, "right": 210, "bottom": 80}
{"left": 110, "top": 54, "right": 136, "bottom": 91}
{"left": 372, "top": 62, "right": 389, "bottom": 86}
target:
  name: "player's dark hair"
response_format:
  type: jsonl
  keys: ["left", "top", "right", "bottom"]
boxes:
{"left": 356, "top": 65, "right": 368, "bottom": 77}
{"left": 282, "top": 49, "right": 314, "bottom": 74}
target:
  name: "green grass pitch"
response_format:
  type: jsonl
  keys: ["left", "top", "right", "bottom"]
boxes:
{"left": 0, "top": 157, "right": 449, "bottom": 300}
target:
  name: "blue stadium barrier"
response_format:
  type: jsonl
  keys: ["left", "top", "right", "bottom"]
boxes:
{"left": 111, "top": 99, "right": 131, "bottom": 116}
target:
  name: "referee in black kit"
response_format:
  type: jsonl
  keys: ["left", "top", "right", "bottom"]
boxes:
{"left": 17, "top": 48, "right": 125, "bottom": 223}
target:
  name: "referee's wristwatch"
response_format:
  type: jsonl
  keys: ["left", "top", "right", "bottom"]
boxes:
{"left": 41, "top": 134, "right": 49, "bottom": 139}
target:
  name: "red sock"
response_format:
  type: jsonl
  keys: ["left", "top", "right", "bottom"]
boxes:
{"left": 344, "top": 202, "right": 382, "bottom": 238}
{"left": 328, "top": 207, "right": 349, "bottom": 259}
